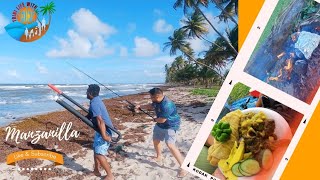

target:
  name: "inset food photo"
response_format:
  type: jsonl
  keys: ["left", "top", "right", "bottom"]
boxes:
{"left": 194, "top": 83, "right": 303, "bottom": 180}
{"left": 244, "top": 0, "right": 320, "bottom": 104}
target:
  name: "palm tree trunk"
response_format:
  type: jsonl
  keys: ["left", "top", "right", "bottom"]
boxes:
{"left": 193, "top": 5, "right": 238, "bottom": 55}
{"left": 48, "top": 14, "right": 52, "bottom": 27}
{"left": 212, "top": 0, "right": 238, "bottom": 25}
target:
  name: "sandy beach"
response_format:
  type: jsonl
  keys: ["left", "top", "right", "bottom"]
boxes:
{"left": 0, "top": 86, "right": 213, "bottom": 180}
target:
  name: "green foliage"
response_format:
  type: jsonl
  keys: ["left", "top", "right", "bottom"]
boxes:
{"left": 180, "top": 10, "right": 209, "bottom": 39}
{"left": 300, "top": 0, "right": 319, "bottom": 20}
{"left": 228, "top": 83, "right": 250, "bottom": 104}
{"left": 165, "top": 0, "right": 239, "bottom": 86}
{"left": 40, "top": 1, "right": 56, "bottom": 15}
{"left": 191, "top": 87, "right": 220, "bottom": 97}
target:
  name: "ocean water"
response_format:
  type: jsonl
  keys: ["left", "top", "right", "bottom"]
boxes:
{"left": 0, "top": 84, "right": 163, "bottom": 127}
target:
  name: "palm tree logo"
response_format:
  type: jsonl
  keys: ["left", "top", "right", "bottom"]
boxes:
{"left": 4, "top": 1, "right": 56, "bottom": 42}
{"left": 39, "top": 2, "right": 56, "bottom": 28}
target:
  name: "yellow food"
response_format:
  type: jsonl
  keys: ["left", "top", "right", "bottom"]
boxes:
{"left": 218, "top": 141, "right": 238, "bottom": 172}
{"left": 218, "top": 159, "right": 229, "bottom": 173}
{"left": 229, "top": 140, "right": 245, "bottom": 168}
{"left": 218, "top": 159, "right": 237, "bottom": 180}
{"left": 243, "top": 152, "right": 253, "bottom": 159}
{"left": 218, "top": 140, "right": 245, "bottom": 177}
{"left": 207, "top": 110, "right": 242, "bottom": 166}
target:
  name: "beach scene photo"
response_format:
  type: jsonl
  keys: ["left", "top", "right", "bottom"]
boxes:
{"left": 0, "top": 0, "right": 239, "bottom": 179}
{"left": 194, "top": 83, "right": 303, "bottom": 180}
{"left": 244, "top": 0, "right": 320, "bottom": 104}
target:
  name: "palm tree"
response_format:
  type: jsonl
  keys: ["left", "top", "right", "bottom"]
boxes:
{"left": 40, "top": 1, "right": 56, "bottom": 27}
{"left": 204, "top": 25, "right": 238, "bottom": 83}
{"left": 211, "top": 0, "right": 238, "bottom": 24}
{"left": 174, "top": 56, "right": 186, "bottom": 70}
{"left": 205, "top": 25, "right": 238, "bottom": 62}
{"left": 164, "top": 29, "right": 225, "bottom": 80}
{"left": 213, "top": 0, "right": 238, "bottom": 23}
{"left": 173, "top": 0, "right": 238, "bottom": 54}
{"left": 180, "top": 11, "right": 210, "bottom": 42}
{"left": 226, "top": 25, "right": 238, "bottom": 53}
{"left": 180, "top": 11, "right": 222, "bottom": 48}
{"left": 165, "top": 64, "right": 176, "bottom": 83}
{"left": 197, "top": 0, "right": 238, "bottom": 24}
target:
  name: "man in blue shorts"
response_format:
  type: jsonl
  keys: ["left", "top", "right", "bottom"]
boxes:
{"left": 86, "top": 84, "right": 114, "bottom": 180}
{"left": 136, "top": 88, "right": 187, "bottom": 177}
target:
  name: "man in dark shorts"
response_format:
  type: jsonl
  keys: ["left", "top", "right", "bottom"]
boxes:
{"left": 86, "top": 84, "right": 114, "bottom": 180}
{"left": 136, "top": 88, "right": 187, "bottom": 177}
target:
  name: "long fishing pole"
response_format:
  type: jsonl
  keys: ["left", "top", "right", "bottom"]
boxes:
{"left": 65, "top": 60, "right": 155, "bottom": 121}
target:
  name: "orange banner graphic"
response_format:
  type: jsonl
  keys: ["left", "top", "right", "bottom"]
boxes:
{"left": 6, "top": 150, "right": 64, "bottom": 166}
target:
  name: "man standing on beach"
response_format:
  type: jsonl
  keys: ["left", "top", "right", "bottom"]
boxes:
{"left": 136, "top": 88, "right": 187, "bottom": 177}
{"left": 86, "top": 84, "right": 114, "bottom": 180}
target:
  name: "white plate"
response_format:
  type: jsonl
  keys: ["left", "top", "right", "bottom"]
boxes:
{"left": 219, "top": 107, "right": 292, "bottom": 180}
{"left": 242, "top": 107, "right": 292, "bottom": 140}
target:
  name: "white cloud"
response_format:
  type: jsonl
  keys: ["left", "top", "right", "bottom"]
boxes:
{"left": 71, "top": 8, "right": 116, "bottom": 38}
{"left": 127, "top": 23, "right": 136, "bottom": 33}
{"left": 46, "top": 8, "right": 116, "bottom": 58}
{"left": 153, "top": 9, "right": 163, "bottom": 16}
{"left": 7, "top": 70, "right": 19, "bottom": 78}
{"left": 36, "top": 62, "right": 48, "bottom": 74}
{"left": 133, "top": 37, "right": 160, "bottom": 57}
{"left": 119, "top": 46, "right": 128, "bottom": 57}
{"left": 188, "top": 38, "right": 208, "bottom": 53}
{"left": 0, "top": 13, "right": 9, "bottom": 34}
{"left": 153, "top": 19, "right": 173, "bottom": 33}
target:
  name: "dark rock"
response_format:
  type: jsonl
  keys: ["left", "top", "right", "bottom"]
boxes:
{"left": 293, "top": 59, "right": 308, "bottom": 75}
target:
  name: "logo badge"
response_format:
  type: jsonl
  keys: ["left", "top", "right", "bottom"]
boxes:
{"left": 5, "top": 1, "right": 55, "bottom": 42}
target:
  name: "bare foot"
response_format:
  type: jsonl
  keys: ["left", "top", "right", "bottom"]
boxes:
{"left": 93, "top": 169, "right": 101, "bottom": 177}
{"left": 178, "top": 169, "right": 188, "bottom": 178}
{"left": 104, "top": 175, "right": 115, "bottom": 180}
{"left": 148, "top": 156, "right": 163, "bottom": 166}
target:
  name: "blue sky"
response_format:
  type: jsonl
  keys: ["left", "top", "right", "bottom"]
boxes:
{"left": 0, "top": 0, "right": 233, "bottom": 84}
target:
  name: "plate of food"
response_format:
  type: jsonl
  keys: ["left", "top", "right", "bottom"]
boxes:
{"left": 208, "top": 108, "right": 292, "bottom": 180}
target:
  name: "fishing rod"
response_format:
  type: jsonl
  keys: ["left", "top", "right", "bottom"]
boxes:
{"left": 48, "top": 84, "right": 122, "bottom": 143}
{"left": 65, "top": 60, "right": 156, "bottom": 121}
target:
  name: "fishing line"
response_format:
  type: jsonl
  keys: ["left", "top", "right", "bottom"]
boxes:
{"left": 64, "top": 60, "right": 155, "bottom": 121}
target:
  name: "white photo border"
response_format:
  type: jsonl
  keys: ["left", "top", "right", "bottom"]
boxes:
{"left": 182, "top": 0, "right": 320, "bottom": 179}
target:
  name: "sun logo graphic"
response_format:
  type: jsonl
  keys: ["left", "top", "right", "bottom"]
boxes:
{"left": 5, "top": 1, "right": 55, "bottom": 42}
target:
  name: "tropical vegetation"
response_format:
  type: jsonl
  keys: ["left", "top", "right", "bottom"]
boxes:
{"left": 164, "top": 0, "right": 238, "bottom": 87}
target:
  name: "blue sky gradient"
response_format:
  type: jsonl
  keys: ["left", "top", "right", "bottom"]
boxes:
{"left": 0, "top": 0, "right": 231, "bottom": 84}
